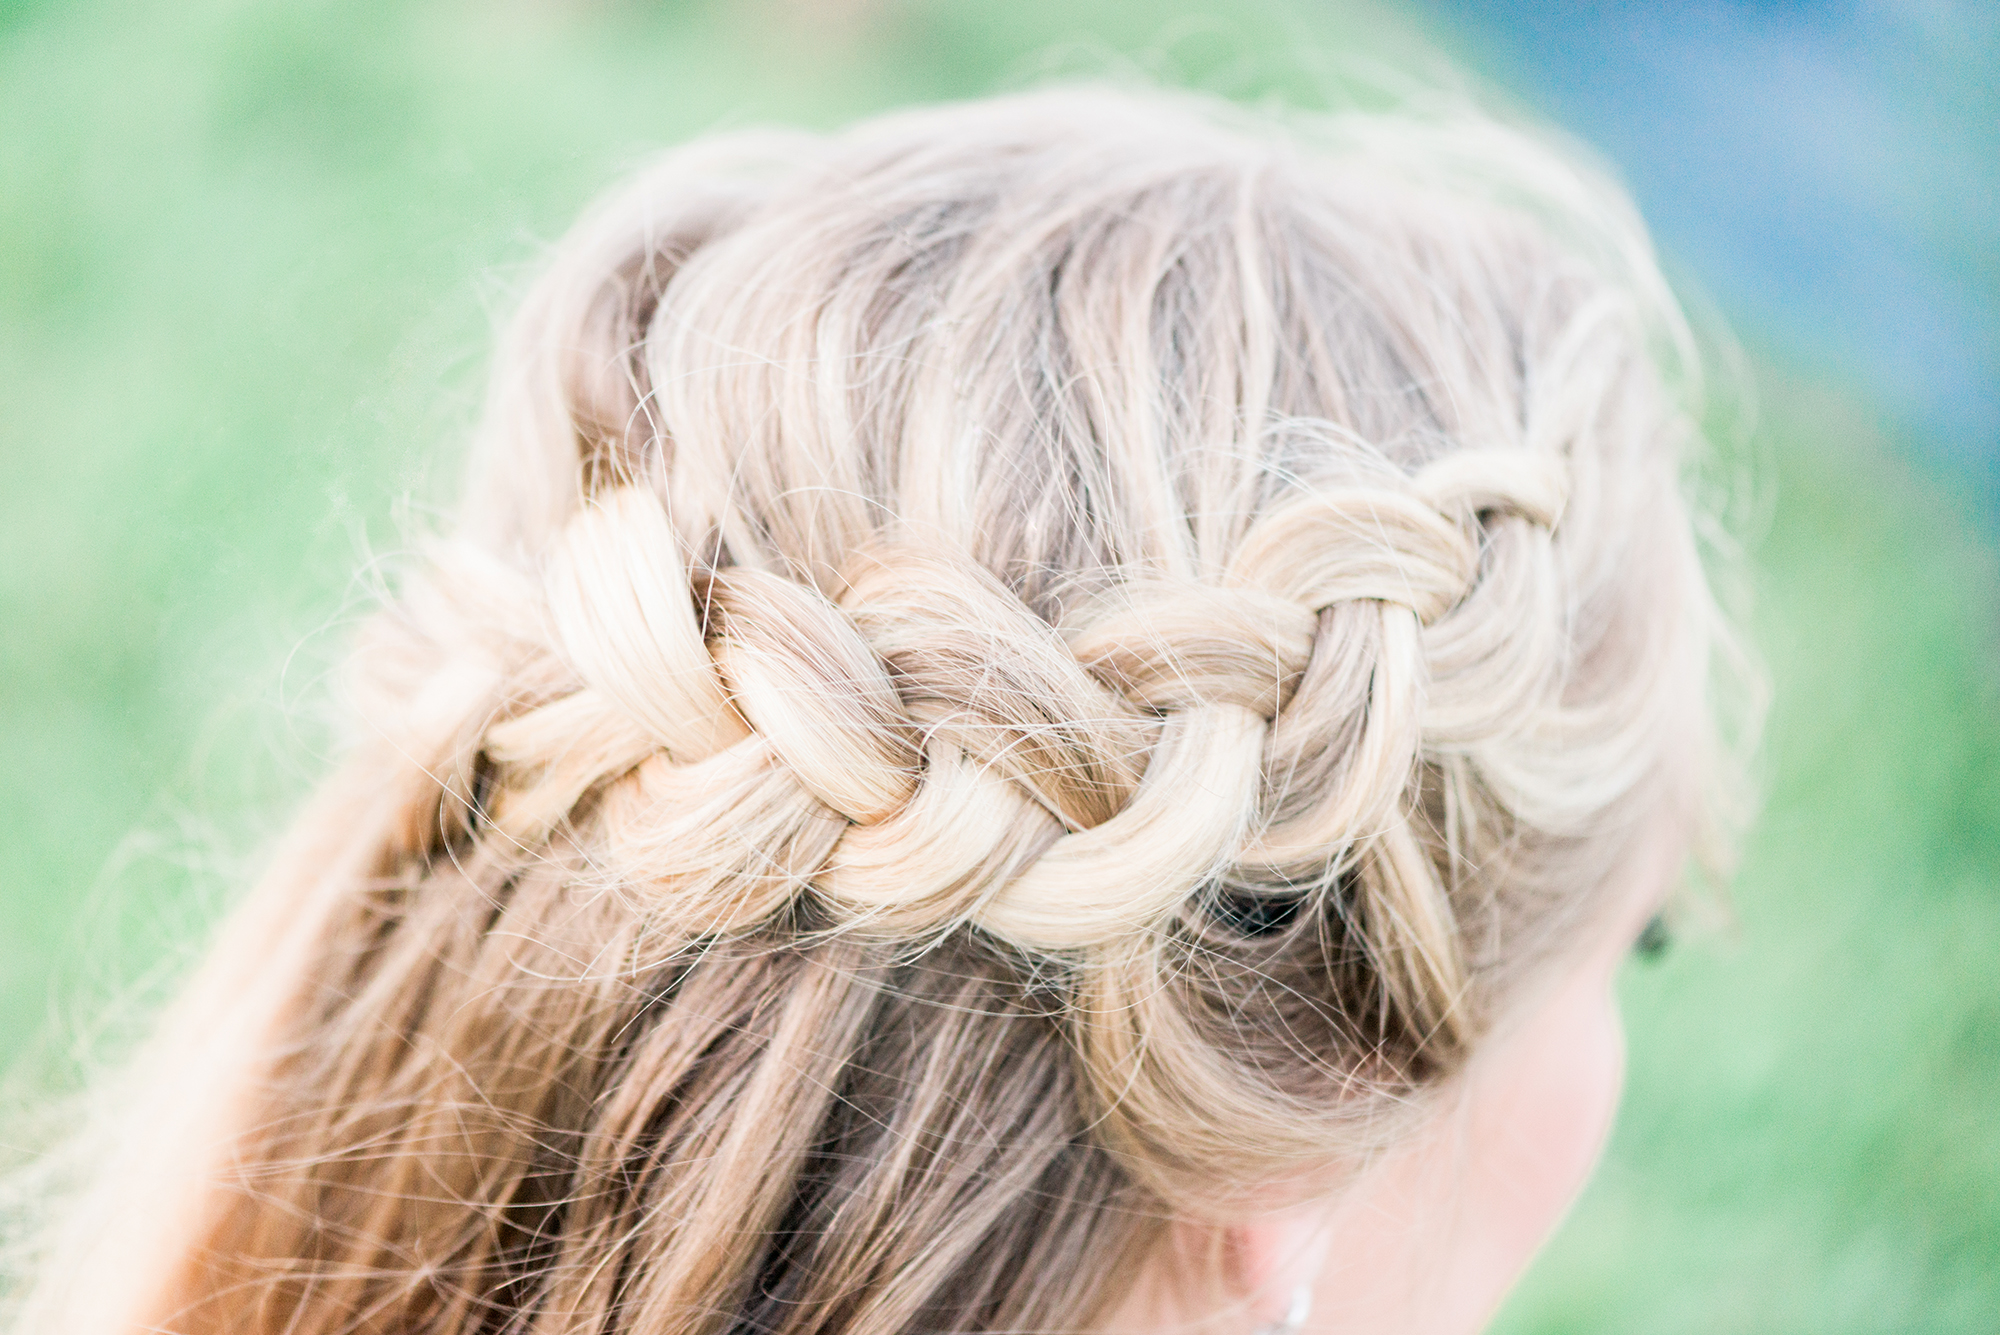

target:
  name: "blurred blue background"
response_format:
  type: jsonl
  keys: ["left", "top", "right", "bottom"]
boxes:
{"left": 1433, "top": 0, "right": 1999, "bottom": 485}
{"left": 1, "top": 0, "right": 1994, "bottom": 1329}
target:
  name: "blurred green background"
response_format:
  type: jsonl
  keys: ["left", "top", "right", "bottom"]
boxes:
{"left": 2, "top": 0, "right": 1996, "bottom": 1329}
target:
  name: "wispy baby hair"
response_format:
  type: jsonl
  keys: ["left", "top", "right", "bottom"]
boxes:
{"left": 31, "top": 86, "right": 1733, "bottom": 1335}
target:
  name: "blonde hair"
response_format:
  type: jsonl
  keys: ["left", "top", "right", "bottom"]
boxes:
{"left": 26, "top": 87, "right": 1734, "bottom": 1334}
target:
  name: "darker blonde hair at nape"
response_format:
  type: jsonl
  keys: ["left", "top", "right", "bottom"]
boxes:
{"left": 22, "top": 87, "right": 1737, "bottom": 1335}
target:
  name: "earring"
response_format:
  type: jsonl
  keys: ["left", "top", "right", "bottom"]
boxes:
{"left": 1252, "top": 1283, "right": 1312, "bottom": 1335}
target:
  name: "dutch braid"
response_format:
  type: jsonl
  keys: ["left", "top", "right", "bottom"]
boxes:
{"left": 34, "top": 88, "right": 1737, "bottom": 1335}
{"left": 489, "top": 445, "right": 1562, "bottom": 974}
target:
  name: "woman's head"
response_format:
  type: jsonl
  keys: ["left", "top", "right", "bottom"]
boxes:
{"left": 34, "top": 87, "right": 1738, "bottom": 1335}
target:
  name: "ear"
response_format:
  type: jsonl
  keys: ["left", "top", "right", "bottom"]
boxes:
{"left": 1229, "top": 1207, "right": 1332, "bottom": 1333}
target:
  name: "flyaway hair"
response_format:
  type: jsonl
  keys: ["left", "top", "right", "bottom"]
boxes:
{"left": 20, "top": 87, "right": 1740, "bottom": 1335}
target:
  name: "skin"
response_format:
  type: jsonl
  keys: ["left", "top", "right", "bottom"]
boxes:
{"left": 1116, "top": 849, "right": 1675, "bottom": 1335}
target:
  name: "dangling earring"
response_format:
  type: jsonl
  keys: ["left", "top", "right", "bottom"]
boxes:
{"left": 1252, "top": 1283, "right": 1312, "bottom": 1335}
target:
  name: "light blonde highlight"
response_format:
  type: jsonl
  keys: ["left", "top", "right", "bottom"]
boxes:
{"left": 21, "top": 85, "right": 1744, "bottom": 1335}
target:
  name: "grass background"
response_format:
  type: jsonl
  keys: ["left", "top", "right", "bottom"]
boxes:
{"left": 2, "top": 0, "right": 1996, "bottom": 1329}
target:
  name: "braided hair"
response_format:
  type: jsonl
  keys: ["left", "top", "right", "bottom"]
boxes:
{"left": 28, "top": 88, "right": 1736, "bottom": 1335}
